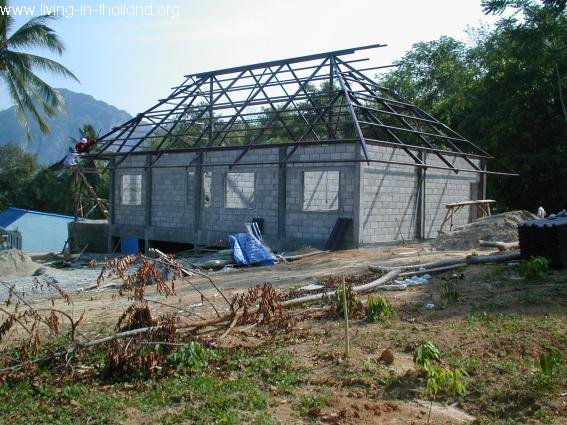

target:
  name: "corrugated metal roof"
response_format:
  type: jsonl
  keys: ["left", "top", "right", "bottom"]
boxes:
{"left": 0, "top": 208, "right": 26, "bottom": 228}
{"left": 0, "top": 207, "right": 74, "bottom": 252}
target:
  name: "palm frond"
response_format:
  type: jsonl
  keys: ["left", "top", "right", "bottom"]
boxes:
{"left": 1, "top": 63, "right": 50, "bottom": 136}
{"left": 0, "top": 3, "right": 78, "bottom": 135}
{"left": 3, "top": 50, "right": 78, "bottom": 82}
{"left": 0, "top": 9, "right": 14, "bottom": 40}
{"left": 7, "top": 15, "right": 65, "bottom": 54}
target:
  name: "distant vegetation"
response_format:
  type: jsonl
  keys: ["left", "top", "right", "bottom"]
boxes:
{"left": 379, "top": 0, "right": 567, "bottom": 212}
{"left": 0, "top": 141, "right": 109, "bottom": 216}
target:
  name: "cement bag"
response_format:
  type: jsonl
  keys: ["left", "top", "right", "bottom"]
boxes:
{"left": 229, "top": 233, "right": 277, "bottom": 266}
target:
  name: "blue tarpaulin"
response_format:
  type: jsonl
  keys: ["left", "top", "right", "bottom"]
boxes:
{"left": 229, "top": 232, "right": 277, "bottom": 266}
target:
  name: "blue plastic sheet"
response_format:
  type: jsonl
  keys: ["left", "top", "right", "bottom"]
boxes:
{"left": 229, "top": 233, "right": 277, "bottom": 266}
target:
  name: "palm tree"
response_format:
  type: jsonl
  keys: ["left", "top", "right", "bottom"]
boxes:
{"left": 0, "top": 0, "right": 78, "bottom": 136}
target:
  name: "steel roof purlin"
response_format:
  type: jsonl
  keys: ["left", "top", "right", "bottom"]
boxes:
{"left": 92, "top": 44, "right": 516, "bottom": 176}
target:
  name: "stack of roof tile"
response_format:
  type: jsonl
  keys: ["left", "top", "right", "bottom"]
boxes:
{"left": 518, "top": 211, "right": 567, "bottom": 268}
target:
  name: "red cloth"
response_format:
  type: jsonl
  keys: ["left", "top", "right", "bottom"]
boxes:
{"left": 75, "top": 139, "right": 97, "bottom": 153}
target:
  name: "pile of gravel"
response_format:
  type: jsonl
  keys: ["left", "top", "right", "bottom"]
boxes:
{"left": 433, "top": 210, "right": 536, "bottom": 251}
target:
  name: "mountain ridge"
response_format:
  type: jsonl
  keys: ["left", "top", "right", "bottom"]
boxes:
{"left": 0, "top": 89, "right": 132, "bottom": 164}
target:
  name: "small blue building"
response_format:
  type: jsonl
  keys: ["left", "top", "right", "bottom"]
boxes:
{"left": 0, "top": 207, "right": 73, "bottom": 253}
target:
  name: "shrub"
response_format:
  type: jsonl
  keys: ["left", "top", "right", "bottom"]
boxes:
{"left": 518, "top": 256, "right": 550, "bottom": 279}
{"left": 424, "top": 363, "right": 467, "bottom": 397}
{"left": 441, "top": 278, "right": 459, "bottom": 304}
{"left": 413, "top": 340, "right": 441, "bottom": 368}
{"left": 167, "top": 341, "right": 218, "bottom": 372}
{"left": 334, "top": 285, "right": 362, "bottom": 318}
{"left": 366, "top": 294, "right": 394, "bottom": 322}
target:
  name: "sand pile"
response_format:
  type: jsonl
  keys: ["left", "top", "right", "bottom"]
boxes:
{"left": 0, "top": 249, "right": 37, "bottom": 277}
{"left": 433, "top": 210, "right": 536, "bottom": 251}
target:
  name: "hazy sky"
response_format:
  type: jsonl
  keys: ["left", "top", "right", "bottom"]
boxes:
{"left": 0, "top": 0, "right": 499, "bottom": 115}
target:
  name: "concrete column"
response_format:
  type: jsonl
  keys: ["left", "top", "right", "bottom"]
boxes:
{"left": 479, "top": 159, "right": 487, "bottom": 200}
{"left": 415, "top": 153, "right": 426, "bottom": 240}
{"left": 277, "top": 146, "right": 287, "bottom": 248}
{"left": 353, "top": 143, "right": 363, "bottom": 247}
{"left": 107, "top": 156, "right": 115, "bottom": 253}
{"left": 144, "top": 154, "right": 152, "bottom": 253}
{"left": 194, "top": 155, "right": 204, "bottom": 244}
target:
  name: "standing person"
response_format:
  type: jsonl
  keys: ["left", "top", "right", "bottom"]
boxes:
{"left": 537, "top": 205, "right": 546, "bottom": 220}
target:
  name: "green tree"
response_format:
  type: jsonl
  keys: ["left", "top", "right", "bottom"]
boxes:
{"left": 379, "top": 3, "right": 567, "bottom": 212}
{"left": 30, "top": 168, "right": 74, "bottom": 215}
{"left": 468, "top": 0, "right": 567, "bottom": 211}
{"left": 0, "top": 1, "right": 78, "bottom": 136}
{"left": 379, "top": 36, "right": 480, "bottom": 130}
{"left": 0, "top": 143, "right": 39, "bottom": 210}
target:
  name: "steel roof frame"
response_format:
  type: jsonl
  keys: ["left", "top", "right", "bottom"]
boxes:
{"left": 93, "top": 44, "right": 515, "bottom": 175}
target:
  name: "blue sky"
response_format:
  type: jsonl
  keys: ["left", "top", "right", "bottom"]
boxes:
{"left": 0, "top": 0, "right": 499, "bottom": 115}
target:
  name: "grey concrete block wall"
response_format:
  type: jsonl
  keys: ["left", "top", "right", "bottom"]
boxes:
{"left": 113, "top": 155, "right": 146, "bottom": 227}
{"left": 285, "top": 167, "right": 355, "bottom": 243}
{"left": 359, "top": 146, "right": 418, "bottom": 244}
{"left": 196, "top": 148, "right": 279, "bottom": 246}
{"left": 285, "top": 143, "right": 357, "bottom": 245}
{"left": 109, "top": 141, "right": 482, "bottom": 249}
{"left": 423, "top": 155, "right": 480, "bottom": 238}
{"left": 358, "top": 145, "right": 481, "bottom": 243}
{"left": 225, "top": 172, "right": 255, "bottom": 209}
{"left": 151, "top": 153, "right": 196, "bottom": 230}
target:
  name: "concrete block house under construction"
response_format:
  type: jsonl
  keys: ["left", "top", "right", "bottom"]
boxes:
{"left": 92, "top": 44, "right": 513, "bottom": 252}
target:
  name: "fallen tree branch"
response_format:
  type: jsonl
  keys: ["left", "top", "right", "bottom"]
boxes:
{"left": 0, "top": 313, "right": 238, "bottom": 374}
{"left": 369, "top": 251, "right": 520, "bottom": 273}
{"left": 144, "top": 252, "right": 222, "bottom": 317}
{"left": 149, "top": 248, "right": 231, "bottom": 309}
{"left": 369, "top": 258, "right": 466, "bottom": 273}
{"left": 466, "top": 251, "right": 520, "bottom": 264}
{"left": 281, "top": 269, "right": 401, "bottom": 307}
{"left": 478, "top": 240, "right": 519, "bottom": 251}
{"left": 219, "top": 312, "right": 241, "bottom": 339}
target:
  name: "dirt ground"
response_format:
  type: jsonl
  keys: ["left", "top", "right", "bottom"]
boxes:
{"left": 2, "top": 244, "right": 566, "bottom": 424}
{"left": 8, "top": 245, "right": 473, "bottom": 338}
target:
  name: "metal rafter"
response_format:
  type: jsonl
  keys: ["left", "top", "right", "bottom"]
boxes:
{"left": 93, "top": 44, "right": 514, "bottom": 176}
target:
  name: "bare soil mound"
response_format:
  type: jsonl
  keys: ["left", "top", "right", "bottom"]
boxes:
{"left": 0, "top": 249, "right": 37, "bottom": 277}
{"left": 433, "top": 210, "right": 536, "bottom": 251}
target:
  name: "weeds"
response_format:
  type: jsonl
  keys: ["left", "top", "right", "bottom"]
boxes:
{"left": 526, "top": 348, "right": 566, "bottom": 394}
{"left": 518, "top": 256, "right": 550, "bottom": 280}
{"left": 334, "top": 285, "right": 362, "bottom": 319}
{"left": 167, "top": 342, "right": 219, "bottom": 372}
{"left": 441, "top": 277, "right": 459, "bottom": 304}
{"left": 413, "top": 340, "right": 441, "bottom": 368}
{"left": 366, "top": 294, "right": 394, "bottom": 322}
{"left": 297, "top": 393, "right": 331, "bottom": 417}
{"left": 539, "top": 348, "right": 562, "bottom": 377}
